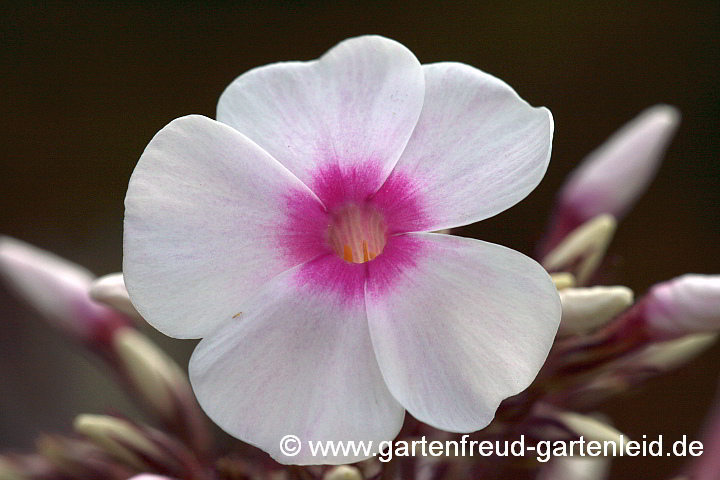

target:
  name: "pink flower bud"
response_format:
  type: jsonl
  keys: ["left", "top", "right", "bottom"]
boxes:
{"left": 536, "top": 457, "right": 610, "bottom": 480}
{"left": 687, "top": 377, "right": 720, "bottom": 479}
{"left": 129, "top": 476, "right": 178, "bottom": 480}
{"left": 0, "top": 236, "right": 130, "bottom": 348}
{"left": 644, "top": 275, "right": 720, "bottom": 336}
{"left": 539, "top": 105, "right": 679, "bottom": 255}
{"left": 74, "top": 414, "right": 207, "bottom": 479}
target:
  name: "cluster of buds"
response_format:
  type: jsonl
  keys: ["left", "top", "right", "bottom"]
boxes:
{"left": 1, "top": 105, "right": 719, "bottom": 480}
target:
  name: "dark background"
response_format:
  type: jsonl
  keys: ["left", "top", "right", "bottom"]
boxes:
{"left": 1, "top": 1, "right": 718, "bottom": 478}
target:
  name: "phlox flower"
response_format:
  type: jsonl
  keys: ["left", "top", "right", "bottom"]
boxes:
{"left": 123, "top": 35, "right": 561, "bottom": 464}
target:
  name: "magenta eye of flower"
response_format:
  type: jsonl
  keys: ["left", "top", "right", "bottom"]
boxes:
{"left": 328, "top": 203, "right": 387, "bottom": 263}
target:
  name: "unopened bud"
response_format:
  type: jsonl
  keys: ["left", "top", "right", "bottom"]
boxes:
{"left": 112, "top": 327, "right": 211, "bottom": 456}
{"left": 74, "top": 414, "right": 208, "bottom": 479}
{"left": 0, "top": 454, "right": 56, "bottom": 480}
{"left": 129, "top": 475, "right": 177, "bottom": 480}
{"left": 36, "top": 434, "right": 133, "bottom": 480}
{"left": 560, "top": 333, "right": 717, "bottom": 409}
{"left": 91, "top": 273, "right": 143, "bottom": 321}
{"left": 324, "top": 465, "right": 364, "bottom": 480}
{"left": 561, "top": 105, "right": 680, "bottom": 221}
{"left": 0, "top": 236, "right": 130, "bottom": 347}
{"left": 0, "top": 458, "right": 27, "bottom": 480}
{"left": 558, "top": 286, "right": 633, "bottom": 336}
{"left": 551, "top": 272, "right": 576, "bottom": 290}
{"left": 644, "top": 275, "right": 720, "bottom": 336}
{"left": 687, "top": 377, "right": 720, "bottom": 479}
{"left": 531, "top": 405, "right": 627, "bottom": 455}
{"left": 74, "top": 414, "right": 163, "bottom": 471}
{"left": 536, "top": 457, "right": 611, "bottom": 480}
{"left": 538, "top": 105, "right": 679, "bottom": 256}
{"left": 542, "top": 215, "right": 616, "bottom": 285}
{"left": 618, "top": 333, "right": 717, "bottom": 372}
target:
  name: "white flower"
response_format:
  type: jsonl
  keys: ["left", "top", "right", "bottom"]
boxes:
{"left": 123, "top": 35, "right": 561, "bottom": 464}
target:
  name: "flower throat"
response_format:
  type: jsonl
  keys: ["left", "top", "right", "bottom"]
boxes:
{"left": 328, "top": 203, "right": 387, "bottom": 264}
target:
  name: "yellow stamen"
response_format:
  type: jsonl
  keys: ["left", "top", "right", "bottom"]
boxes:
{"left": 363, "top": 241, "right": 370, "bottom": 263}
{"left": 343, "top": 245, "right": 354, "bottom": 263}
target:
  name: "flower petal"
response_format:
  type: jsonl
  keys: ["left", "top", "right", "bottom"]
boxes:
{"left": 124, "top": 115, "right": 330, "bottom": 339}
{"left": 216, "top": 36, "right": 425, "bottom": 207}
{"left": 365, "top": 233, "right": 560, "bottom": 432}
{"left": 372, "top": 63, "right": 553, "bottom": 232}
{"left": 189, "top": 255, "right": 404, "bottom": 465}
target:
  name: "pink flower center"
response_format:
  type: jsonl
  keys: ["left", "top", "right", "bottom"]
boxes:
{"left": 328, "top": 203, "right": 388, "bottom": 263}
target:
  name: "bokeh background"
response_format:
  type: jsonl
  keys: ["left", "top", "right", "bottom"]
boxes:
{"left": 1, "top": 1, "right": 718, "bottom": 478}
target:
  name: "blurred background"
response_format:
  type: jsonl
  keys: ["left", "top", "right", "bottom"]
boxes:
{"left": 1, "top": 1, "right": 718, "bottom": 478}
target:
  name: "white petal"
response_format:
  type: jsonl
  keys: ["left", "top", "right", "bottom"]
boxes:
{"left": 560, "top": 104, "right": 680, "bottom": 220}
{"left": 365, "top": 233, "right": 560, "bottom": 432}
{"left": 124, "top": 115, "right": 330, "bottom": 339}
{"left": 372, "top": 63, "right": 553, "bottom": 233}
{"left": 189, "top": 255, "right": 404, "bottom": 465}
{"left": 90, "top": 273, "right": 143, "bottom": 320}
{"left": 217, "top": 36, "right": 425, "bottom": 207}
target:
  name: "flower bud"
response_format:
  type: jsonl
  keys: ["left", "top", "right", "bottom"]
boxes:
{"left": 558, "top": 333, "right": 716, "bottom": 409}
{"left": 90, "top": 273, "right": 143, "bottom": 321}
{"left": 561, "top": 105, "right": 680, "bottom": 221}
{"left": 643, "top": 275, "right": 720, "bottom": 336}
{"left": 0, "top": 458, "right": 27, "bottom": 480}
{"left": 0, "top": 236, "right": 130, "bottom": 348}
{"left": 686, "top": 377, "right": 720, "bottom": 480}
{"left": 558, "top": 286, "right": 633, "bottom": 336}
{"left": 324, "top": 465, "right": 364, "bottom": 480}
{"left": 530, "top": 404, "right": 627, "bottom": 455}
{"left": 129, "top": 475, "right": 178, "bottom": 480}
{"left": 616, "top": 333, "right": 717, "bottom": 373}
{"left": 551, "top": 272, "right": 576, "bottom": 290}
{"left": 73, "top": 414, "right": 208, "bottom": 479}
{"left": 542, "top": 215, "right": 616, "bottom": 285}
{"left": 536, "top": 457, "right": 611, "bottom": 480}
{"left": 73, "top": 414, "right": 164, "bottom": 471}
{"left": 112, "top": 327, "right": 212, "bottom": 456}
{"left": 36, "top": 434, "right": 132, "bottom": 480}
{"left": 0, "top": 454, "right": 54, "bottom": 480}
{"left": 539, "top": 105, "right": 679, "bottom": 255}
